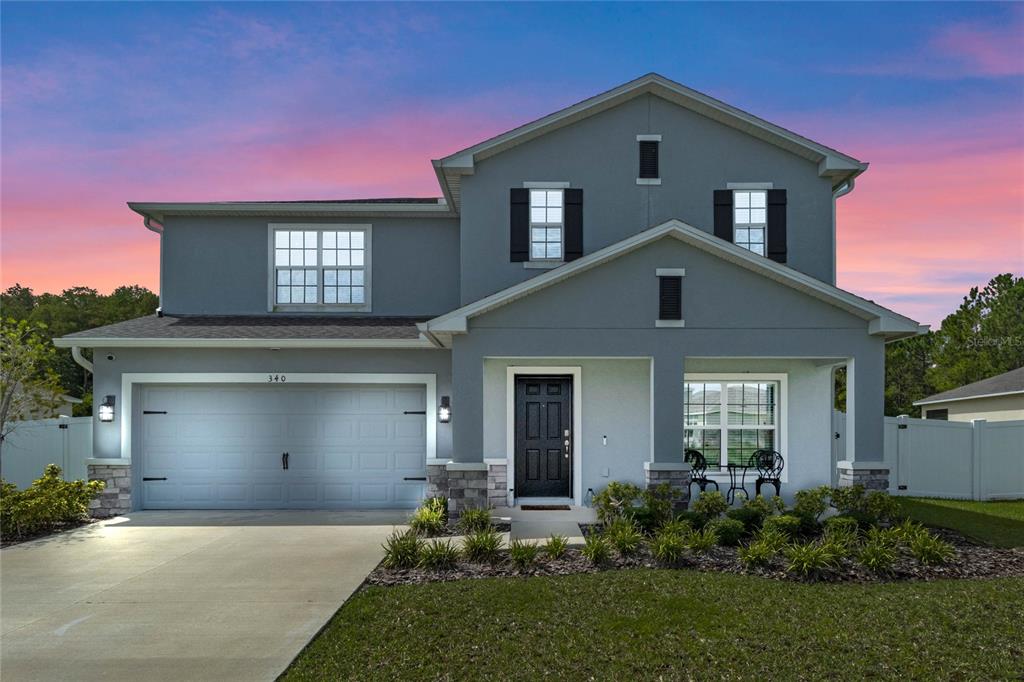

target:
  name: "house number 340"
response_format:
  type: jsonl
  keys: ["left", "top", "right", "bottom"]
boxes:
{"left": 267, "top": 374, "right": 287, "bottom": 383}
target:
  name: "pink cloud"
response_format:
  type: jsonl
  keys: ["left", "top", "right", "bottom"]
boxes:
{"left": 832, "top": 14, "right": 1024, "bottom": 79}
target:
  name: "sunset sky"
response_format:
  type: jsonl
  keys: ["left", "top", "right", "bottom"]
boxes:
{"left": 2, "top": 2, "right": 1022, "bottom": 327}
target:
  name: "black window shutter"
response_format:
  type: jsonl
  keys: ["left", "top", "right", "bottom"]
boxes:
{"left": 510, "top": 188, "right": 529, "bottom": 262}
{"left": 713, "top": 190, "right": 733, "bottom": 242}
{"left": 638, "top": 141, "right": 659, "bottom": 179}
{"left": 767, "top": 189, "right": 787, "bottom": 263}
{"left": 564, "top": 188, "right": 583, "bottom": 261}
{"left": 659, "top": 276, "right": 682, "bottom": 320}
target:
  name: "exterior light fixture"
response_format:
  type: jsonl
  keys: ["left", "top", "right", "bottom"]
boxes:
{"left": 98, "top": 395, "right": 116, "bottom": 422}
{"left": 438, "top": 396, "right": 451, "bottom": 423}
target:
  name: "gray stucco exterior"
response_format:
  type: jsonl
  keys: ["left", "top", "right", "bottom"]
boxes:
{"left": 161, "top": 215, "right": 460, "bottom": 316}
{"left": 448, "top": 235, "right": 884, "bottom": 474}
{"left": 459, "top": 93, "right": 836, "bottom": 304}
{"left": 63, "top": 74, "right": 910, "bottom": 510}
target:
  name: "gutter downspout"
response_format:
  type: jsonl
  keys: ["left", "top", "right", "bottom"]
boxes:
{"left": 71, "top": 346, "right": 94, "bottom": 373}
{"left": 143, "top": 215, "right": 165, "bottom": 316}
{"left": 831, "top": 178, "right": 856, "bottom": 286}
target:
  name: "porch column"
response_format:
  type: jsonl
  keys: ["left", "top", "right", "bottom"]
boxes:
{"left": 450, "top": 341, "right": 483, "bottom": 463}
{"left": 838, "top": 352, "right": 889, "bottom": 490}
{"left": 647, "top": 352, "right": 691, "bottom": 509}
{"left": 651, "top": 351, "right": 686, "bottom": 463}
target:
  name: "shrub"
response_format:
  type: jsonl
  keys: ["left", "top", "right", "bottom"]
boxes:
{"left": 761, "top": 514, "right": 802, "bottom": 539}
{"left": 422, "top": 496, "right": 448, "bottom": 519}
{"left": 744, "top": 494, "right": 784, "bottom": 518}
{"left": 650, "top": 531, "right": 688, "bottom": 566}
{"left": 659, "top": 518, "right": 693, "bottom": 539}
{"left": 784, "top": 541, "right": 835, "bottom": 579}
{"left": 830, "top": 486, "right": 900, "bottom": 527}
{"left": 418, "top": 539, "right": 460, "bottom": 571}
{"left": 605, "top": 518, "right": 644, "bottom": 557}
{"left": 0, "top": 465, "right": 105, "bottom": 539}
{"left": 823, "top": 517, "right": 860, "bottom": 550}
{"left": 381, "top": 530, "right": 424, "bottom": 569}
{"left": 893, "top": 518, "right": 927, "bottom": 544}
{"left": 462, "top": 528, "right": 504, "bottom": 564}
{"left": 691, "top": 490, "right": 729, "bottom": 520}
{"left": 738, "top": 541, "right": 776, "bottom": 569}
{"left": 708, "top": 518, "right": 745, "bottom": 546}
{"left": 542, "top": 534, "right": 569, "bottom": 560}
{"left": 591, "top": 481, "right": 643, "bottom": 524}
{"left": 858, "top": 539, "right": 897, "bottom": 575}
{"left": 635, "top": 482, "right": 680, "bottom": 530}
{"left": 456, "top": 506, "right": 492, "bottom": 534}
{"left": 675, "top": 510, "right": 707, "bottom": 530}
{"left": 408, "top": 504, "right": 446, "bottom": 537}
{"left": 866, "top": 526, "right": 902, "bottom": 550}
{"left": 687, "top": 526, "right": 719, "bottom": 553}
{"left": 910, "top": 533, "right": 955, "bottom": 566}
{"left": 508, "top": 539, "right": 541, "bottom": 569}
{"left": 581, "top": 534, "right": 612, "bottom": 565}
{"left": 726, "top": 506, "right": 765, "bottom": 533}
{"left": 755, "top": 527, "right": 789, "bottom": 552}
{"left": 793, "top": 485, "right": 831, "bottom": 522}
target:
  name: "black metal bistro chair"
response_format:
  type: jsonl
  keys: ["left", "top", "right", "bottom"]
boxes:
{"left": 752, "top": 449, "right": 785, "bottom": 497}
{"left": 684, "top": 449, "right": 719, "bottom": 499}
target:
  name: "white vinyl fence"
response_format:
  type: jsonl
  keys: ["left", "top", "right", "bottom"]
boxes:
{"left": 884, "top": 416, "right": 1024, "bottom": 501}
{"left": 0, "top": 417, "right": 93, "bottom": 488}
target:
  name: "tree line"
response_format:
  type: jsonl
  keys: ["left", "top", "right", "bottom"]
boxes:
{"left": 1, "top": 285, "right": 159, "bottom": 416}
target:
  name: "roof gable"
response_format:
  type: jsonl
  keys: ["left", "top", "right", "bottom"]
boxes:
{"left": 432, "top": 73, "right": 868, "bottom": 209}
{"left": 421, "top": 220, "right": 921, "bottom": 346}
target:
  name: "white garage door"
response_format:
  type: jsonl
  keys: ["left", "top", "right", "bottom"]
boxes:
{"left": 139, "top": 384, "right": 427, "bottom": 509}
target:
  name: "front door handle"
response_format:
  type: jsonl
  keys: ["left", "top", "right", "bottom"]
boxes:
{"left": 563, "top": 433, "right": 571, "bottom": 459}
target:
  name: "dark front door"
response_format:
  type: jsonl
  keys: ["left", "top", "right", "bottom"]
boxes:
{"left": 515, "top": 376, "right": 572, "bottom": 498}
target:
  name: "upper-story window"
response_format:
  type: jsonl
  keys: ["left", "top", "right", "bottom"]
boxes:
{"left": 271, "top": 224, "right": 370, "bottom": 310}
{"left": 530, "top": 189, "right": 563, "bottom": 261}
{"left": 733, "top": 189, "right": 766, "bottom": 256}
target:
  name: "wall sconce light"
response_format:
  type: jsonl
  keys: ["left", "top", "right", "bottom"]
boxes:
{"left": 438, "top": 396, "right": 451, "bottom": 423}
{"left": 98, "top": 395, "right": 116, "bottom": 422}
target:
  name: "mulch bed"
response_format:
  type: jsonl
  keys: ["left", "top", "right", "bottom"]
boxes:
{"left": 366, "top": 527, "right": 1024, "bottom": 588}
{"left": 0, "top": 518, "right": 98, "bottom": 548}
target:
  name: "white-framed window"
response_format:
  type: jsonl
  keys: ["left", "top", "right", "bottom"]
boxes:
{"left": 530, "top": 189, "right": 563, "bottom": 261}
{"left": 270, "top": 224, "right": 370, "bottom": 309}
{"left": 684, "top": 376, "right": 783, "bottom": 469}
{"left": 733, "top": 189, "right": 767, "bottom": 256}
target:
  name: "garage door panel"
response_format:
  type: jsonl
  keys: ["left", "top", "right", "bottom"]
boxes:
{"left": 141, "top": 383, "right": 427, "bottom": 510}
{"left": 323, "top": 451, "right": 354, "bottom": 471}
{"left": 324, "top": 483, "right": 354, "bottom": 503}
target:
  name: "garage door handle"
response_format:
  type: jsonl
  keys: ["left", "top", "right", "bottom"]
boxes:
{"left": 282, "top": 452, "right": 289, "bottom": 470}
{"left": 143, "top": 477, "right": 167, "bottom": 481}
{"left": 403, "top": 476, "right": 427, "bottom": 481}
{"left": 403, "top": 410, "right": 426, "bottom": 415}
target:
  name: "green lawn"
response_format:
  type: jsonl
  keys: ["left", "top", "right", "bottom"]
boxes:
{"left": 897, "top": 497, "right": 1024, "bottom": 548}
{"left": 282, "top": 570, "right": 1024, "bottom": 681}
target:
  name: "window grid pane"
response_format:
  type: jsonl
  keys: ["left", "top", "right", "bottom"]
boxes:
{"left": 684, "top": 380, "right": 777, "bottom": 470}
{"left": 273, "top": 228, "right": 367, "bottom": 307}
{"left": 732, "top": 190, "right": 767, "bottom": 255}
{"left": 529, "top": 189, "right": 564, "bottom": 261}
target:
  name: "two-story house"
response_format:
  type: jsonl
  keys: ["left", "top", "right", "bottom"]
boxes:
{"left": 56, "top": 74, "right": 924, "bottom": 517}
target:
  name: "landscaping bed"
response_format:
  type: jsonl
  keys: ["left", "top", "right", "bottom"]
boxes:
{"left": 0, "top": 518, "right": 98, "bottom": 548}
{"left": 368, "top": 526, "right": 1024, "bottom": 588}
{"left": 371, "top": 484, "right": 1024, "bottom": 589}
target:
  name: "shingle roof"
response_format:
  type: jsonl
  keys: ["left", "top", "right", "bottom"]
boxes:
{"left": 56, "top": 315, "right": 430, "bottom": 346}
{"left": 915, "top": 367, "right": 1024, "bottom": 405}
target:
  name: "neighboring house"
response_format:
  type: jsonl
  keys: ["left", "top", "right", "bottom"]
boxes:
{"left": 54, "top": 73, "right": 924, "bottom": 517}
{"left": 914, "top": 367, "right": 1024, "bottom": 423}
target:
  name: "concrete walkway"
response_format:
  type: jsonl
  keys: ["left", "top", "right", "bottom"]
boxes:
{"left": 496, "top": 505, "right": 595, "bottom": 542}
{"left": 0, "top": 510, "right": 406, "bottom": 681}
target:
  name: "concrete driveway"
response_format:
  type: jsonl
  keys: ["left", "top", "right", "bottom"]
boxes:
{"left": 1, "top": 510, "right": 406, "bottom": 681}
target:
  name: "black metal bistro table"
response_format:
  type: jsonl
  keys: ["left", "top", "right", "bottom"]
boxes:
{"left": 725, "top": 462, "right": 753, "bottom": 504}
